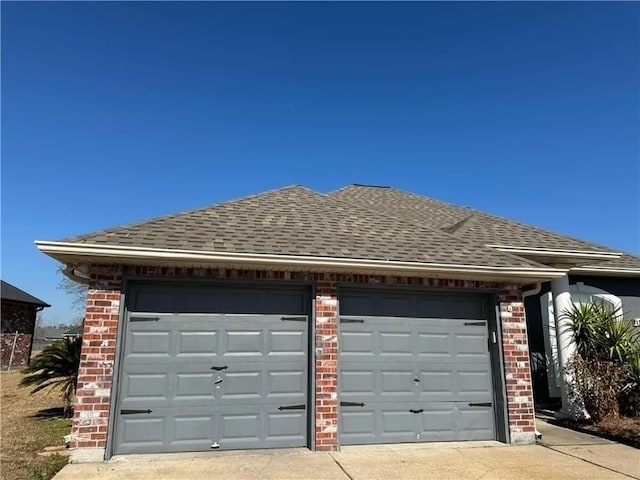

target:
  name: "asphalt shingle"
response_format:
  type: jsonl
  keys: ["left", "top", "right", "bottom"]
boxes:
{"left": 329, "top": 185, "right": 640, "bottom": 272}
{"left": 61, "top": 186, "right": 544, "bottom": 269}
{"left": 1, "top": 280, "right": 50, "bottom": 306}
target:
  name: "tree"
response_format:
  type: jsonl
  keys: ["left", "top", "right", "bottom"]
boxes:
{"left": 57, "top": 265, "right": 88, "bottom": 312}
{"left": 20, "top": 337, "right": 82, "bottom": 417}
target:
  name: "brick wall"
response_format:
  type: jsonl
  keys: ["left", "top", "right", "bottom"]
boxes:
{"left": 70, "top": 266, "right": 122, "bottom": 449}
{"left": 1, "top": 300, "right": 38, "bottom": 367}
{"left": 498, "top": 287, "right": 536, "bottom": 444}
{"left": 71, "top": 264, "right": 536, "bottom": 454}
{"left": 314, "top": 277, "right": 338, "bottom": 451}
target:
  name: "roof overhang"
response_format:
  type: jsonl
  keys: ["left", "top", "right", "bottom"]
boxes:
{"left": 35, "top": 241, "right": 569, "bottom": 284}
{"left": 483, "top": 245, "right": 622, "bottom": 267}
{"left": 569, "top": 266, "right": 640, "bottom": 277}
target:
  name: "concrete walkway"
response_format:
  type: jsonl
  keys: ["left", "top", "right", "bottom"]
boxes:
{"left": 54, "top": 424, "right": 639, "bottom": 480}
{"left": 536, "top": 419, "right": 639, "bottom": 480}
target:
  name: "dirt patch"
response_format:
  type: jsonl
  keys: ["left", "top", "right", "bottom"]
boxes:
{"left": 1, "top": 370, "right": 71, "bottom": 480}
{"left": 554, "top": 416, "right": 640, "bottom": 449}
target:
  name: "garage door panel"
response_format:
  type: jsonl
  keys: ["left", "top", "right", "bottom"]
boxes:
{"left": 379, "top": 332, "right": 412, "bottom": 355}
{"left": 269, "top": 330, "right": 306, "bottom": 355}
{"left": 177, "top": 331, "right": 219, "bottom": 356}
{"left": 417, "top": 333, "right": 451, "bottom": 356}
{"left": 459, "top": 405, "right": 495, "bottom": 440}
{"left": 341, "top": 331, "right": 375, "bottom": 355}
{"left": 116, "top": 291, "right": 309, "bottom": 455}
{"left": 339, "top": 293, "right": 496, "bottom": 445}
{"left": 341, "top": 403, "right": 421, "bottom": 445}
{"left": 219, "top": 407, "right": 307, "bottom": 449}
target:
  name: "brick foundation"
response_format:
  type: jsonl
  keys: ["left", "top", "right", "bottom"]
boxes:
{"left": 71, "top": 264, "right": 536, "bottom": 454}
{"left": 1, "top": 300, "right": 38, "bottom": 367}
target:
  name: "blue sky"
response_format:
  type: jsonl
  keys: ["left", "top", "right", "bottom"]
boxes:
{"left": 2, "top": 2, "right": 639, "bottom": 324}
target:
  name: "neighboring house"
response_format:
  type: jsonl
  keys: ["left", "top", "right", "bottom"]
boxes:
{"left": 34, "top": 185, "right": 639, "bottom": 461}
{"left": 1, "top": 280, "right": 50, "bottom": 368}
{"left": 62, "top": 324, "right": 84, "bottom": 339}
{"left": 32, "top": 325, "right": 66, "bottom": 352}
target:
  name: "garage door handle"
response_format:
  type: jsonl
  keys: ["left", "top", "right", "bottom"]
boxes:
{"left": 468, "top": 402, "right": 492, "bottom": 407}
{"left": 120, "top": 409, "right": 152, "bottom": 415}
{"left": 340, "top": 318, "right": 365, "bottom": 324}
{"left": 340, "top": 401, "right": 365, "bottom": 407}
{"left": 409, "top": 409, "right": 424, "bottom": 414}
{"left": 211, "top": 365, "right": 228, "bottom": 371}
{"left": 129, "top": 316, "right": 160, "bottom": 322}
{"left": 464, "top": 321, "right": 486, "bottom": 326}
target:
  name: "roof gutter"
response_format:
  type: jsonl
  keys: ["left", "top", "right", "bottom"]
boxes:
{"left": 35, "top": 241, "right": 568, "bottom": 280}
{"left": 570, "top": 266, "right": 640, "bottom": 276}
{"left": 483, "top": 245, "right": 622, "bottom": 260}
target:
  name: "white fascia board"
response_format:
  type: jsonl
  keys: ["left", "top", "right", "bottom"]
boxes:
{"left": 484, "top": 245, "right": 622, "bottom": 260}
{"left": 35, "top": 241, "right": 568, "bottom": 279}
{"left": 570, "top": 266, "right": 640, "bottom": 276}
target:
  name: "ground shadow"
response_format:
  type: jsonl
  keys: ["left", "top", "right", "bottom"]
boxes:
{"left": 33, "top": 407, "right": 66, "bottom": 419}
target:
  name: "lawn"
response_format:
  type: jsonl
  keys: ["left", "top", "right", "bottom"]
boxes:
{"left": 1, "top": 369, "right": 71, "bottom": 480}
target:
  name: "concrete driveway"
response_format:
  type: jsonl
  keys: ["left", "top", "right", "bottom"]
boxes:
{"left": 54, "top": 422, "right": 639, "bottom": 480}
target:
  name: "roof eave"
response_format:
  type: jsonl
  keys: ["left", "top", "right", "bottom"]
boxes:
{"left": 569, "top": 266, "right": 640, "bottom": 278}
{"left": 35, "top": 241, "right": 568, "bottom": 283}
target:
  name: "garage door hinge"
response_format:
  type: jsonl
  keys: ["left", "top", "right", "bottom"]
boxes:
{"left": 281, "top": 316, "right": 307, "bottom": 322}
{"left": 120, "top": 409, "right": 153, "bottom": 415}
{"left": 129, "top": 316, "right": 160, "bottom": 322}
{"left": 464, "top": 321, "right": 486, "bottom": 326}
{"left": 278, "top": 404, "right": 306, "bottom": 410}
{"left": 340, "top": 401, "right": 365, "bottom": 407}
{"left": 340, "top": 318, "right": 365, "bottom": 324}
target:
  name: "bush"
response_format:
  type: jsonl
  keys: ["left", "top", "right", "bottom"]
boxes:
{"left": 562, "top": 301, "right": 640, "bottom": 420}
{"left": 566, "top": 356, "right": 625, "bottom": 422}
{"left": 20, "top": 337, "right": 82, "bottom": 417}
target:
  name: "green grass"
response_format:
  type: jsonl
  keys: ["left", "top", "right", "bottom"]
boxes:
{"left": 1, "top": 370, "right": 72, "bottom": 480}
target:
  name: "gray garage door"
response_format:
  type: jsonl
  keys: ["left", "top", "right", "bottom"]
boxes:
{"left": 113, "top": 283, "right": 310, "bottom": 455}
{"left": 339, "top": 290, "right": 496, "bottom": 445}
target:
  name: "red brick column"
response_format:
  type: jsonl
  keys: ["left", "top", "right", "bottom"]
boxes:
{"left": 314, "top": 277, "right": 339, "bottom": 451}
{"left": 70, "top": 265, "right": 122, "bottom": 453}
{"left": 499, "top": 286, "right": 536, "bottom": 444}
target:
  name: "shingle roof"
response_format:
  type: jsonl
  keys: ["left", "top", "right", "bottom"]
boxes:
{"left": 53, "top": 184, "right": 638, "bottom": 274}
{"left": 61, "top": 186, "right": 543, "bottom": 269}
{"left": 329, "top": 185, "right": 640, "bottom": 272}
{"left": 1, "top": 281, "right": 50, "bottom": 307}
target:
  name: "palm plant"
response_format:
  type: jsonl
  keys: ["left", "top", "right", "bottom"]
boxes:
{"left": 561, "top": 300, "right": 639, "bottom": 421}
{"left": 20, "top": 336, "right": 82, "bottom": 417}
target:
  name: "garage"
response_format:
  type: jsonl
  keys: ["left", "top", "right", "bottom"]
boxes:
{"left": 339, "top": 288, "right": 503, "bottom": 446}
{"left": 112, "top": 282, "right": 311, "bottom": 455}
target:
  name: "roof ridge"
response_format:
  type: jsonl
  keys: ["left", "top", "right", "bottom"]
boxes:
{"left": 62, "top": 185, "right": 316, "bottom": 242}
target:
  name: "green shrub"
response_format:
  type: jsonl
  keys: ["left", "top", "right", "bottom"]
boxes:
{"left": 562, "top": 300, "right": 639, "bottom": 420}
{"left": 20, "top": 337, "right": 82, "bottom": 417}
